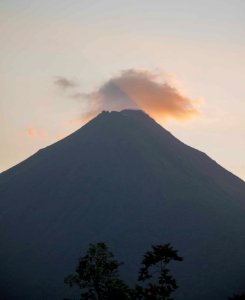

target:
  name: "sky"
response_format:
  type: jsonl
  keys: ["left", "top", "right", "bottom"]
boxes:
{"left": 0, "top": 0, "right": 245, "bottom": 180}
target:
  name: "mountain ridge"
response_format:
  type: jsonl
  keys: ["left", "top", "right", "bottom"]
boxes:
{"left": 2, "top": 109, "right": 244, "bottom": 185}
{"left": 0, "top": 109, "right": 244, "bottom": 299}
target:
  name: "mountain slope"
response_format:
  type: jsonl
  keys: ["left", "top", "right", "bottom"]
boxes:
{"left": 0, "top": 110, "right": 244, "bottom": 300}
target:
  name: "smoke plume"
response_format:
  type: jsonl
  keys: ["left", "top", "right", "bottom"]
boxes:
{"left": 54, "top": 76, "right": 77, "bottom": 89}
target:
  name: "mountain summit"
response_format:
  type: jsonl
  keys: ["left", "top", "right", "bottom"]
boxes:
{"left": 0, "top": 110, "right": 245, "bottom": 299}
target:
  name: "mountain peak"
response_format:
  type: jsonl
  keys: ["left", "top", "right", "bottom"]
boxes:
{"left": 120, "top": 108, "right": 149, "bottom": 116}
{"left": 0, "top": 107, "right": 245, "bottom": 300}
{"left": 96, "top": 108, "right": 150, "bottom": 120}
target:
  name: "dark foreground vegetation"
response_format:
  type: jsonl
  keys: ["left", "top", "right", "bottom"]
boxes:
{"left": 64, "top": 242, "right": 182, "bottom": 300}
{"left": 64, "top": 242, "right": 245, "bottom": 300}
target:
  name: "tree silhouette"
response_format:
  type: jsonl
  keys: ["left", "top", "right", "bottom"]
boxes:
{"left": 65, "top": 242, "right": 183, "bottom": 300}
{"left": 64, "top": 242, "right": 132, "bottom": 299}
{"left": 135, "top": 243, "right": 183, "bottom": 300}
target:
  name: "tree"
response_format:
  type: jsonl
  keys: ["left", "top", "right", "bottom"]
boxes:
{"left": 65, "top": 242, "right": 183, "bottom": 300}
{"left": 64, "top": 242, "right": 132, "bottom": 300}
{"left": 135, "top": 243, "right": 183, "bottom": 300}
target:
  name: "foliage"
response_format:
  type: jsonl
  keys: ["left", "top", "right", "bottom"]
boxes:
{"left": 64, "top": 242, "right": 132, "bottom": 299}
{"left": 135, "top": 244, "right": 183, "bottom": 300}
{"left": 65, "top": 242, "right": 183, "bottom": 300}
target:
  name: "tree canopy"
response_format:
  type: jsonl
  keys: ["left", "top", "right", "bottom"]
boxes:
{"left": 136, "top": 244, "right": 183, "bottom": 300}
{"left": 64, "top": 242, "right": 132, "bottom": 299}
{"left": 65, "top": 242, "right": 183, "bottom": 300}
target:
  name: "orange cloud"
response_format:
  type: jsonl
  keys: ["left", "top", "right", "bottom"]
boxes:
{"left": 27, "top": 127, "right": 47, "bottom": 139}
{"left": 81, "top": 69, "right": 199, "bottom": 122}
{"left": 27, "top": 127, "right": 37, "bottom": 138}
{"left": 116, "top": 70, "right": 198, "bottom": 120}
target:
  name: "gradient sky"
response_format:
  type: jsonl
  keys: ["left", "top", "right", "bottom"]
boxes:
{"left": 1, "top": 0, "right": 245, "bottom": 180}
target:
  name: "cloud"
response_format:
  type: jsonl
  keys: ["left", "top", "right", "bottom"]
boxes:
{"left": 54, "top": 76, "right": 77, "bottom": 89}
{"left": 27, "top": 127, "right": 37, "bottom": 138}
{"left": 27, "top": 127, "right": 47, "bottom": 139}
{"left": 82, "top": 69, "right": 199, "bottom": 122}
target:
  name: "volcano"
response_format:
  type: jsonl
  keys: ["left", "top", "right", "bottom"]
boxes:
{"left": 0, "top": 110, "right": 244, "bottom": 299}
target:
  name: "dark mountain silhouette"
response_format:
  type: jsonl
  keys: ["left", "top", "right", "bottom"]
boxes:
{"left": 0, "top": 109, "right": 244, "bottom": 300}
